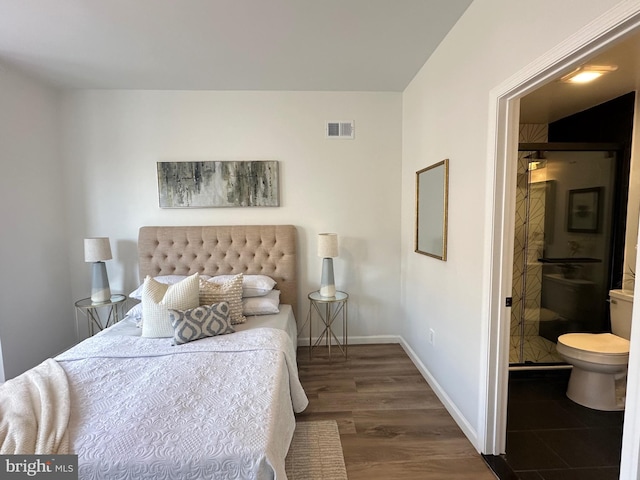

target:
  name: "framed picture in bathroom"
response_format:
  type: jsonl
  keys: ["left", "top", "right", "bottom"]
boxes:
{"left": 567, "top": 187, "right": 602, "bottom": 233}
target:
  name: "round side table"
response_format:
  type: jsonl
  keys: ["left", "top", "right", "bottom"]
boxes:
{"left": 308, "top": 290, "right": 348, "bottom": 359}
{"left": 74, "top": 294, "right": 127, "bottom": 338}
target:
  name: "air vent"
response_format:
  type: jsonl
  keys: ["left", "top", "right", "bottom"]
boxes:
{"left": 326, "top": 121, "right": 354, "bottom": 139}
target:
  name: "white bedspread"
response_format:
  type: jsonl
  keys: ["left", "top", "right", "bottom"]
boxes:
{"left": 56, "top": 328, "right": 308, "bottom": 480}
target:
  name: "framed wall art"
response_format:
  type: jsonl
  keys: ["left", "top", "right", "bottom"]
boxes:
{"left": 157, "top": 160, "right": 279, "bottom": 208}
{"left": 567, "top": 186, "right": 602, "bottom": 233}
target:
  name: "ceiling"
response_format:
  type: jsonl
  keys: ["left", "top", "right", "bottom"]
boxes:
{"left": 1, "top": 1, "right": 637, "bottom": 122}
{"left": 520, "top": 30, "right": 640, "bottom": 124}
{"left": 0, "top": 0, "right": 473, "bottom": 92}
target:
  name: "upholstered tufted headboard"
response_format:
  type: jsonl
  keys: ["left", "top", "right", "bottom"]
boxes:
{"left": 138, "top": 225, "right": 297, "bottom": 312}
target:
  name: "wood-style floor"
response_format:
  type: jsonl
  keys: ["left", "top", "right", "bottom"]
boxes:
{"left": 295, "top": 343, "right": 497, "bottom": 480}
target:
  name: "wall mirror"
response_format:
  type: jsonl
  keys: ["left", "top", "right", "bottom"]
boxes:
{"left": 415, "top": 159, "right": 449, "bottom": 260}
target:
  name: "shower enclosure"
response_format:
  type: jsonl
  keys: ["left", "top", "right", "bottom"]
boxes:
{"left": 510, "top": 143, "right": 622, "bottom": 366}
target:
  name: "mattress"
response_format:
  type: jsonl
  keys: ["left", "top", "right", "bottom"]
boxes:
{"left": 235, "top": 305, "right": 297, "bottom": 347}
{"left": 55, "top": 305, "right": 306, "bottom": 479}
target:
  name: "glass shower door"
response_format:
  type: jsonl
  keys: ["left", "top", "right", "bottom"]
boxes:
{"left": 511, "top": 148, "right": 617, "bottom": 365}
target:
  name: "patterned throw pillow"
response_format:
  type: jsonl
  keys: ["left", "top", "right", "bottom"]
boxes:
{"left": 142, "top": 273, "right": 200, "bottom": 338}
{"left": 199, "top": 273, "right": 246, "bottom": 324}
{"left": 169, "top": 302, "right": 235, "bottom": 345}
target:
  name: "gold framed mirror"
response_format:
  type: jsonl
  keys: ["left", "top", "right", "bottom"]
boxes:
{"left": 415, "top": 159, "right": 449, "bottom": 260}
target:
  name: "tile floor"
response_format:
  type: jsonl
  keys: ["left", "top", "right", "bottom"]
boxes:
{"left": 487, "top": 369, "right": 624, "bottom": 479}
{"left": 509, "top": 334, "right": 563, "bottom": 364}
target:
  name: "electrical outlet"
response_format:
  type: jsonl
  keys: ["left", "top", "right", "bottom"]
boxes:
{"left": 429, "top": 328, "right": 435, "bottom": 345}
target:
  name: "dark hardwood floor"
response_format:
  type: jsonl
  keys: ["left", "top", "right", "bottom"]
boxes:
{"left": 295, "top": 343, "right": 496, "bottom": 479}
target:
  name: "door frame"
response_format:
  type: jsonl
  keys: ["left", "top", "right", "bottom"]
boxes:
{"left": 481, "top": 3, "right": 640, "bottom": 478}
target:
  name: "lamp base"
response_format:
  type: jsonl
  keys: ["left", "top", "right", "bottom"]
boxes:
{"left": 320, "top": 258, "right": 336, "bottom": 298}
{"left": 91, "top": 261, "right": 111, "bottom": 303}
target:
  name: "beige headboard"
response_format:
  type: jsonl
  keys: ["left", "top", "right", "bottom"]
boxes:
{"left": 138, "top": 225, "right": 297, "bottom": 312}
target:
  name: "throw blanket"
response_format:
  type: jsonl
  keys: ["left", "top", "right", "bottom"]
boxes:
{"left": 0, "top": 358, "right": 70, "bottom": 455}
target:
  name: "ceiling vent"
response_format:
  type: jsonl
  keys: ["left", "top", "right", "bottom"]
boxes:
{"left": 326, "top": 121, "right": 354, "bottom": 139}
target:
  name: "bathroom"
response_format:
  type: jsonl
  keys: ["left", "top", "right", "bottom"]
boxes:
{"left": 503, "top": 92, "right": 637, "bottom": 478}
{"left": 511, "top": 93, "right": 635, "bottom": 366}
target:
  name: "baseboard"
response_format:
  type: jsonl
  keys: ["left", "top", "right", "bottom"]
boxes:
{"left": 296, "top": 334, "right": 480, "bottom": 451}
{"left": 397, "top": 337, "right": 481, "bottom": 452}
{"left": 297, "top": 335, "right": 401, "bottom": 347}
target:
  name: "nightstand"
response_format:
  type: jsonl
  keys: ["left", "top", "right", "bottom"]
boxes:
{"left": 75, "top": 294, "right": 127, "bottom": 338}
{"left": 308, "top": 290, "right": 348, "bottom": 359}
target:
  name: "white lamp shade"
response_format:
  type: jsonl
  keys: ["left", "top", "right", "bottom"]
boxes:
{"left": 84, "top": 237, "right": 112, "bottom": 262}
{"left": 317, "top": 233, "right": 338, "bottom": 258}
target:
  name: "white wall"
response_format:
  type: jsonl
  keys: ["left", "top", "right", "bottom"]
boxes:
{"left": 61, "top": 90, "right": 402, "bottom": 339}
{"left": 401, "top": 0, "right": 625, "bottom": 446}
{"left": 0, "top": 64, "right": 74, "bottom": 379}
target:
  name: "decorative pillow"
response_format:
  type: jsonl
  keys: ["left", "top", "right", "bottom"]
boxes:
{"left": 169, "top": 302, "right": 235, "bottom": 345}
{"left": 243, "top": 289, "right": 280, "bottom": 316}
{"left": 199, "top": 274, "right": 246, "bottom": 324}
{"left": 208, "top": 274, "right": 276, "bottom": 297}
{"left": 125, "top": 303, "right": 143, "bottom": 320}
{"left": 142, "top": 273, "right": 200, "bottom": 338}
{"left": 130, "top": 274, "right": 210, "bottom": 300}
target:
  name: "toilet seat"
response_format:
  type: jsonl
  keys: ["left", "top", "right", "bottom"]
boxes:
{"left": 557, "top": 333, "right": 629, "bottom": 365}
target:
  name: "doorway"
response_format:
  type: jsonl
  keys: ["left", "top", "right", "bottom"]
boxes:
{"left": 482, "top": 4, "right": 640, "bottom": 478}
{"left": 496, "top": 142, "right": 628, "bottom": 478}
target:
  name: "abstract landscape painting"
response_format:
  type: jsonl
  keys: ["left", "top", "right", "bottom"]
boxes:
{"left": 157, "top": 161, "right": 279, "bottom": 208}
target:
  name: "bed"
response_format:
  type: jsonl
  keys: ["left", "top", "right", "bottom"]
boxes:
{"left": 1, "top": 225, "right": 308, "bottom": 480}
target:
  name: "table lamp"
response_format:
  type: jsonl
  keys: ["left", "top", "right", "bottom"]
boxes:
{"left": 84, "top": 237, "right": 112, "bottom": 303}
{"left": 318, "top": 233, "right": 338, "bottom": 297}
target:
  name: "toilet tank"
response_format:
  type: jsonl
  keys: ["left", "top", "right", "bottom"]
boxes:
{"left": 609, "top": 289, "right": 634, "bottom": 340}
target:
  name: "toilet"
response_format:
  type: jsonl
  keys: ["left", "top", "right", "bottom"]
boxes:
{"left": 556, "top": 289, "right": 633, "bottom": 411}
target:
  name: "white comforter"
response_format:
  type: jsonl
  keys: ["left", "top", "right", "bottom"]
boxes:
{"left": 56, "top": 327, "right": 308, "bottom": 480}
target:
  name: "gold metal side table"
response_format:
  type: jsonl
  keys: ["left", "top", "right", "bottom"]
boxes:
{"left": 308, "top": 290, "right": 348, "bottom": 359}
{"left": 75, "top": 294, "right": 127, "bottom": 338}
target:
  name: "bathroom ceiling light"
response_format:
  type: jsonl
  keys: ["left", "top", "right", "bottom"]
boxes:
{"left": 560, "top": 65, "right": 618, "bottom": 83}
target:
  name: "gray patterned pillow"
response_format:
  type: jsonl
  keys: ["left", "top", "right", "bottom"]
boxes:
{"left": 168, "top": 302, "right": 235, "bottom": 345}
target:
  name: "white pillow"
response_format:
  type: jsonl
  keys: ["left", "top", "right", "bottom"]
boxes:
{"left": 243, "top": 289, "right": 280, "bottom": 316}
{"left": 142, "top": 273, "right": 200, "bottom": 338}
{"left": 208, "top": 274, "right": 276, "bottom": 297}
{"left": 125, "top": 303, "right": 143, "bottom": 320}
{"left": 130, "top": 274, "right": 210, "bottom": 300}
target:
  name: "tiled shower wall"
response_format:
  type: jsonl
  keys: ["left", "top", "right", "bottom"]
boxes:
{"left": 511, "top": 124, "right": 549, "bottom": 361}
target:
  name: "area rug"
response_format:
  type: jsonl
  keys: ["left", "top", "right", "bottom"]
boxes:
{"left": 285, "top": 420, "right": 348, "bottom": 480}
